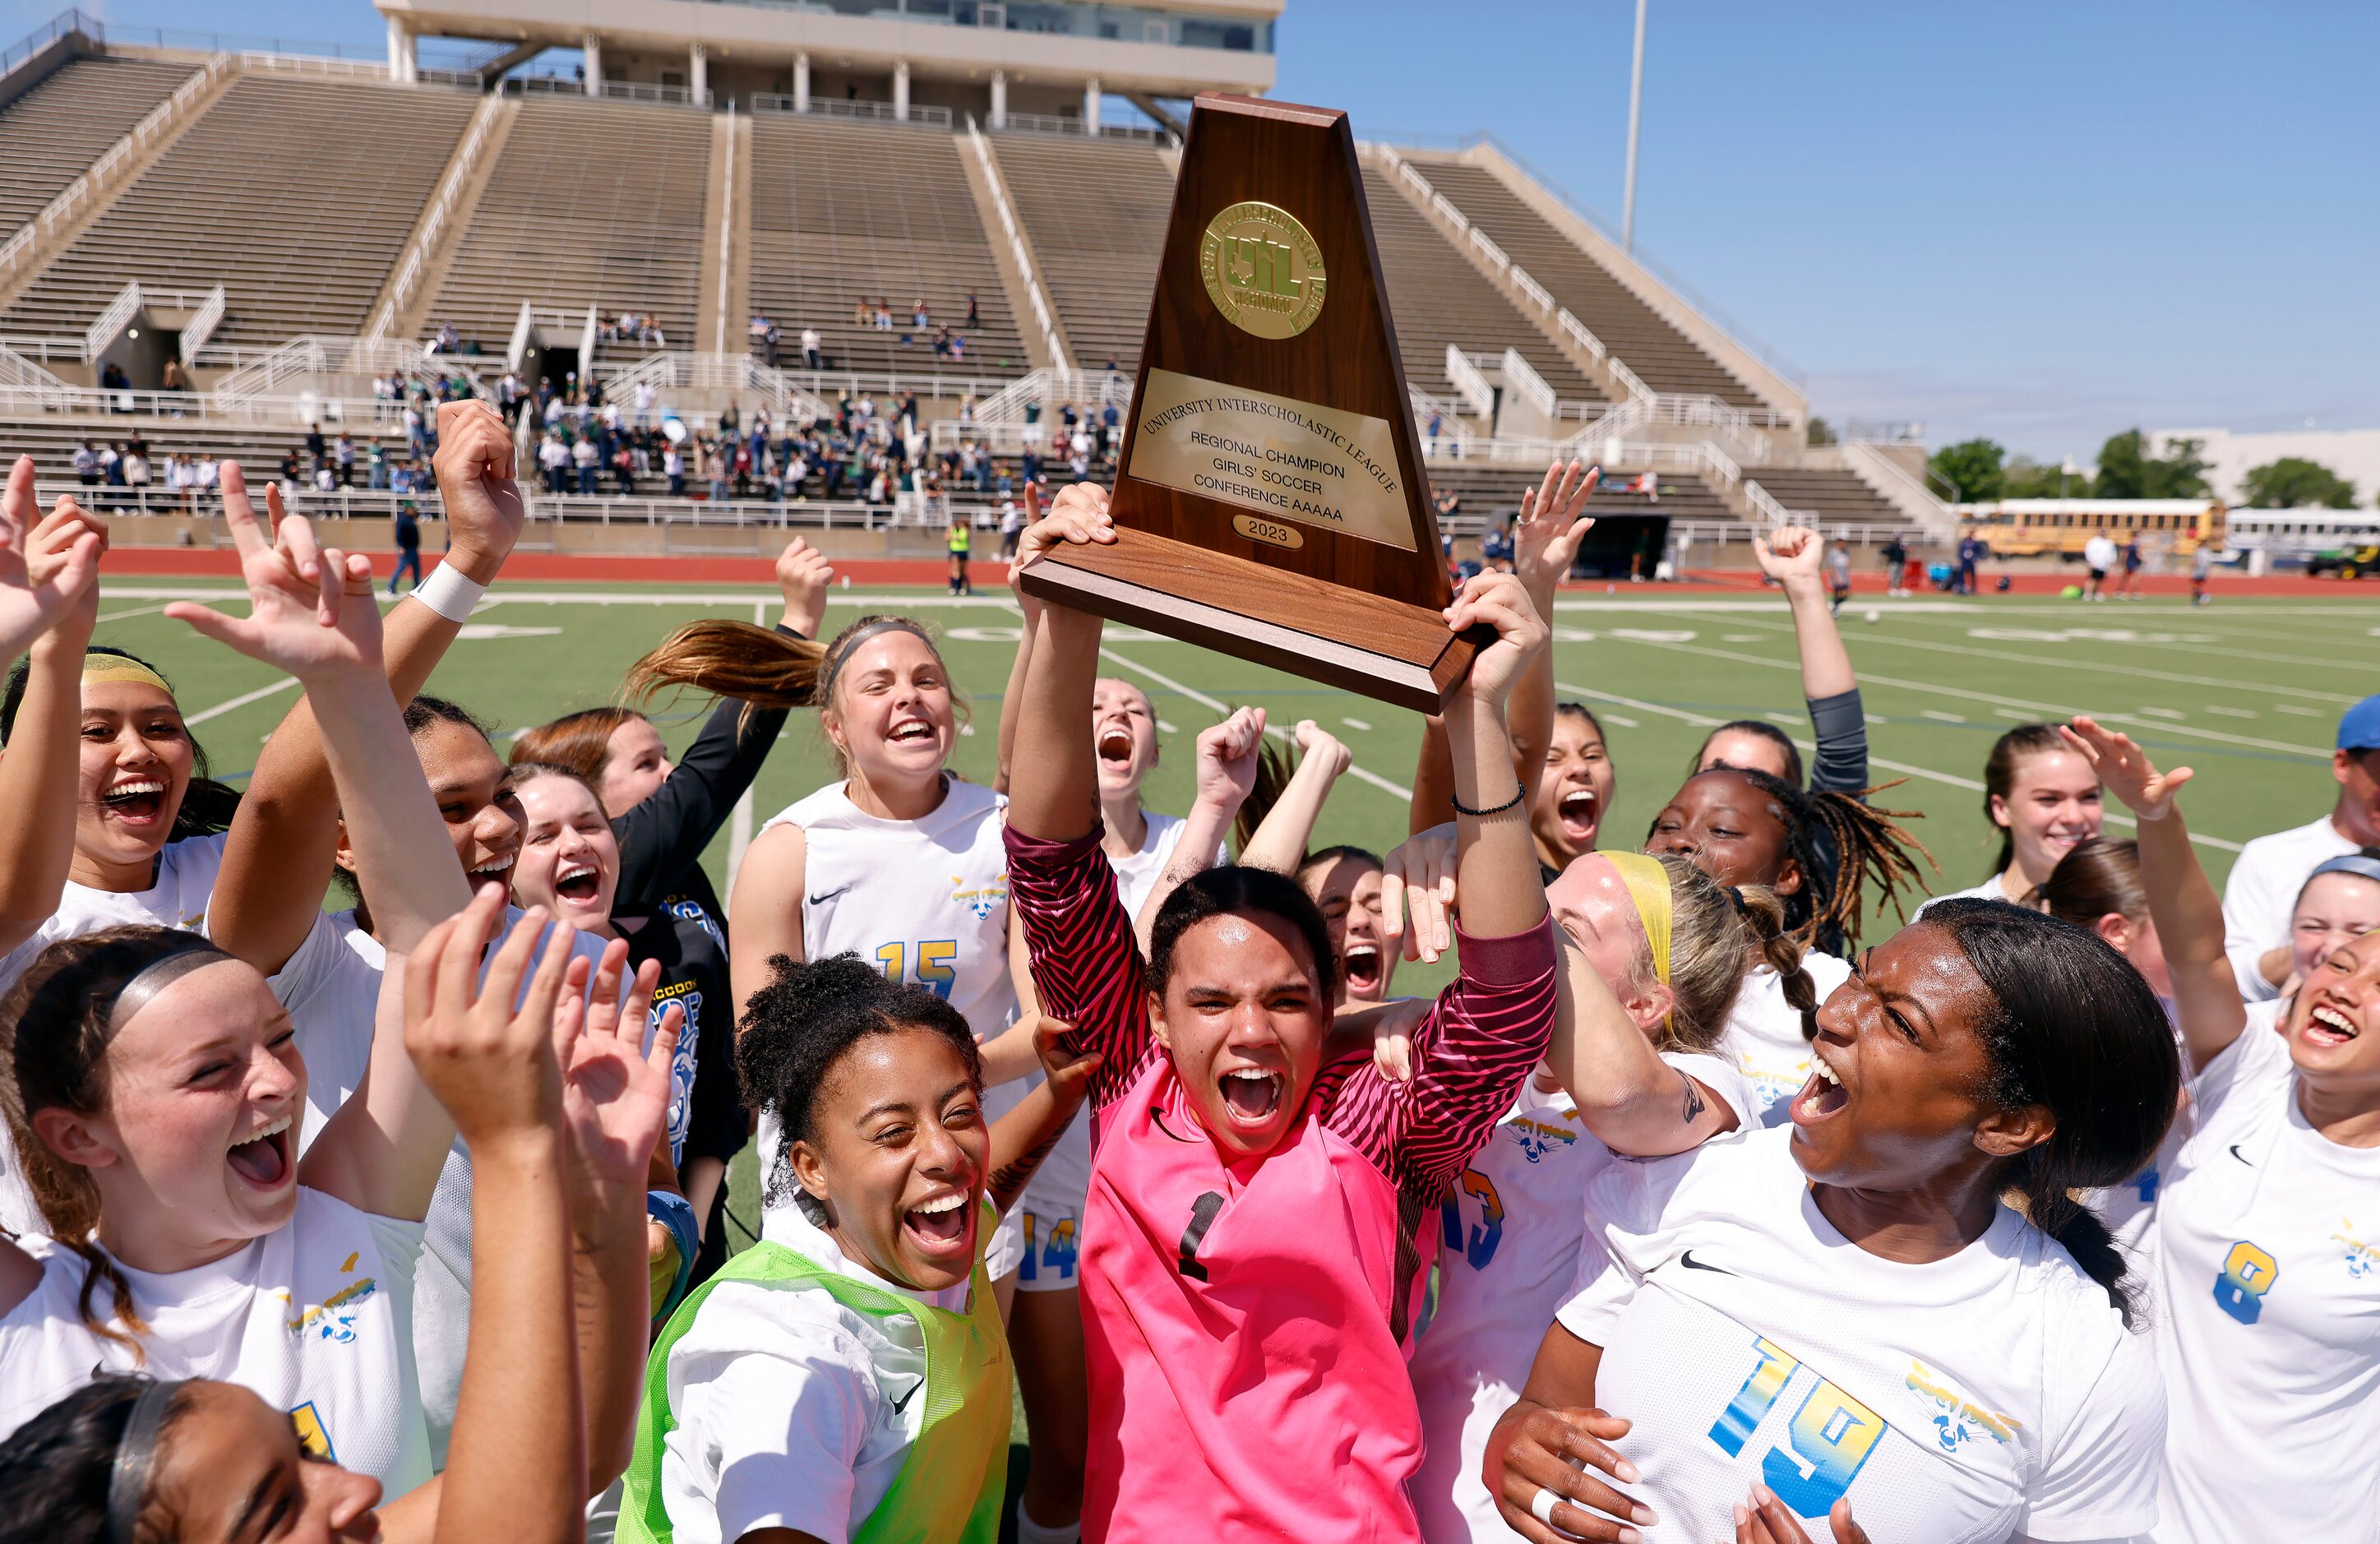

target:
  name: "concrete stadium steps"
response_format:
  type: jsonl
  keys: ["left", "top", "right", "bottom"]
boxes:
{"left": 1357, "top": 164, "right": 1604, "bottom": 409}
{"left": 0, "top": 74, "right": 476, "bottom": 352}
{"left": 1744, "top": 466, "right": 1906, "bottom": 529}
{"left": 1412, "top": 160, "right": 1765, "bottom": 410}
{"left": 0, "top": 55, "right": 198, "bottom": 236}
{"left": 425, "top": 96, "right": 711, "bottom": 354}
{"left": 1422, "top": 463, "right": 1734, "bottom": 526}
{"left": 746, "top": 115, "right": 1029, "bottom": 378}
{"left": 987, "top": 133, "right": 1176, "bottom": 375}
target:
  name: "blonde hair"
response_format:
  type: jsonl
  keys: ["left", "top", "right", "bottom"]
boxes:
{"left": 1620, "top": 853, "right": 1800, "bottom": 1055}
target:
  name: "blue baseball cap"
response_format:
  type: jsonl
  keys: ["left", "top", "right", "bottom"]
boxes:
{"left": 2340, "top": 694, "right": 2380, "bottom": 751}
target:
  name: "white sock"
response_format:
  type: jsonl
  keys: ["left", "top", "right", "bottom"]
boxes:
{"left": 1014, "top": 1502, "right": 1082, "bottom": 1544}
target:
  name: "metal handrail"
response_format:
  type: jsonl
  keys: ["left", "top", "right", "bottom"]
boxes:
{"left": 1, "top": 7, "right": 100, "bottom": 79}
{"left": 968, "top": 123, "right": 1069, "bottom": 368}
{"left": 1443, "top": 344, "right": 1495, "bottom": 420}
{"left": 369, "top": 92, "right": 503, "bottom": 342}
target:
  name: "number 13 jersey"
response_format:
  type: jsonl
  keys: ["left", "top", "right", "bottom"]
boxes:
{"left": 1555, "top": 1126, "right": 2165, "bottom": 1544}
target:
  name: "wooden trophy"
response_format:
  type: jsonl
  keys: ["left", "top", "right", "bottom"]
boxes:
{"left": 1014, "top": 92, "right": 1483, "bottom": 713}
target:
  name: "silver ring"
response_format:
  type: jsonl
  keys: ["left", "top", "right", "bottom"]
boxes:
{"left": 1531, "top": 1486, "right": 1561, "bottom": 1527}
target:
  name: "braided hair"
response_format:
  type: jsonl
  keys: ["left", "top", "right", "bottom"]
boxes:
{"left": 1661, "top": 767, "right": 1935, "bottom": 948}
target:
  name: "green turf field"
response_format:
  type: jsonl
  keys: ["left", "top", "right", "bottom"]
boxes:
{"left": 85, "top": 581, "right": 2376, "bottom": 1259}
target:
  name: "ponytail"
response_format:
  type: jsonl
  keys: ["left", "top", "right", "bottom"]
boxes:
{"left": 623, "top": 619, "right": 827, "bottom": 713}
{"left": 1231, "top": 736, "right": 1296, "bottom": 861}
{"left": 1707, "top": 768, "right": 1935, "bottom": 947}
{"left": 1737, "top": 884, "right": 1821, "bottom": 1043}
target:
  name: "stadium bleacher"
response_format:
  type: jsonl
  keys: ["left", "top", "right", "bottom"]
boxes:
{"left": 0, "top": 72, "right": 478, "bottom": 353}
{"left": 989, "top": 133, "right": 1176, "bottom": 375}
{"left": 423, "top": 95, "right": 709, "bottom": 357}
{"left": 1412, "top": 159, "right": 1766, "bottom": 411}
{"left": 1740, "top": 465, "right": 1906, "bottom": 529}
{"left": 1358, "top": 163, "right": 1603, "bottom": 409}
{"left": 0, "top": 53, "right": 197, "bottom": 237}
{"left": 747, "top": 113, "right": 1027, "bottom": 379}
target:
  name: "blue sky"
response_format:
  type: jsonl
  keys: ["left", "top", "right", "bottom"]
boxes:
{"left": 15, "top": 0, "right": 2375, "bottom": 459}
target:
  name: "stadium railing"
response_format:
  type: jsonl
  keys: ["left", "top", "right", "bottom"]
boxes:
{"left": 1, "top": 7, "right": 100, "bottom": 78}
{"left": 367, "top": 94, "right": 506, "bottom": 342}
{"left": 32, "top": 480, "right": 1010, "bottom": 533}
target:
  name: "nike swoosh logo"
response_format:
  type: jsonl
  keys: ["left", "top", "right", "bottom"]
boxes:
{"left": 2229, "top": 1144, "right": 2253, "bottom": 1167}
{"left": 1680, "top": 1250, "right": 1734, "bottom": 1275}
{"left": 806, "top": 887, "right": 851, "bottom": 906}
{"left": 1149, "top": 1109, "right": 1201, "bottom": 1145}
{"left": 890, "top": 1377, "right": 922, "bottom": 1414}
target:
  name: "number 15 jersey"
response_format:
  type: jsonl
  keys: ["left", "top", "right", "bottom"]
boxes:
{"left": 1555, "top": 1126, "right": 2165, "bottom": 1543}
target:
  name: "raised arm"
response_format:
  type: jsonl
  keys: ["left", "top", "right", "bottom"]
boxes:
{"left": 164, "top": 498, "right": 477, "bottom": 1219}
{"left": 1754, "top": 526, "right": 1867, "bottom": 794}
{"left": 985, "top": 1016, "right": 1102, "bottom": 1213}
{"left": 208, "top": 404, "right": 525, "bottom": 975}
{"left": 1408, "top": 461, "right": 1596, "bottom": 834}
{"left": 2064, "top": 717, "right": 2246, "bottom": 1071}
{"left": 1004, "top": 484, "right": 1112, "bottom": 844}
{"left": 1237, "top": 720, "right": 1347, "bottom": 876}
{"left": 1128, "top": 706, "right": 1262, "bottom": 955}
{"left": 1442, "top": 571, "right": 1552, "bottom": 940}
{"left": 0, "top": 464, "right": 104, "bottom": 958}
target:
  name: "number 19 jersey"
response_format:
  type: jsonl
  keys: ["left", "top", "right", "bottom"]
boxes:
{"left": 1555, "top": 1126, "right": 2165, "bottom": 1543}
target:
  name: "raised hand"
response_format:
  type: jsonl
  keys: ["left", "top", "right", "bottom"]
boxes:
{"left": 0, "top": 455, "right": 103, "bottom": 662}
{"left": 1445, "top": 569, "right": 1550, "bottom": 712}
{"left": 774, "top": 534, "right": 834, "bottom": 638}
{"left": 1382, "top": 821, "right": 1458, "bottom": 964}
{"left": 1193, "top": 705, "right": 1268, "bottom": 815}
{"left": 1015, "top": 482, "right": 1116, "bottom": 573}
{"left": 1513, "top": 458, "right": 1600, "bottom": 601}
{"left": 1031, "top": 1015, "right": 1103, "bottom": 1110}
{"left": 163, "top": 465, "right": 381, "bottom": 684}
{"left": 2063, "top": 714, "right": 2193, "bottom": 821}
{"left": 1292, "top": 719, "right": 1352, "bottom": 783}
{"left": 1752, "top": 525, "right": 1824, "bottom": 589}
{"left": 556, "top": 940, "right": 680, "bottom": 1195}
{"left": 402, "top": 888, "right": 574, "bottom": 1148}
{"left": 429, "top": 400, "right": 526, "bottom": 583}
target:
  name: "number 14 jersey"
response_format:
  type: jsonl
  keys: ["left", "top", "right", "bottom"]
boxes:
{"left": 1555, "top": 1126, "right": 2165, "bottom": 1544}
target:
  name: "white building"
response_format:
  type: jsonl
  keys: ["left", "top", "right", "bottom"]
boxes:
{"left": 375, "top": 0, "right": 1281, "bottom": 130}
{"left": 2149, "top": 425, "right": 2378, "bottom": 508}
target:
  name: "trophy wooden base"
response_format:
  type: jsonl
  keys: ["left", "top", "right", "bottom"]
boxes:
{"left": 1018, "top": 529, "right": 1486, "bottom": 714}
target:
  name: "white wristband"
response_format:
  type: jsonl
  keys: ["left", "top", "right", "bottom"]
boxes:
{"left": 413, "top": 564, "right": 487, "bottom": 623}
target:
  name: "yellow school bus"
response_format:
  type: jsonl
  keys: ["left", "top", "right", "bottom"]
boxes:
{"left": 1959, "top": 499, "right": 2226, "bottom": 560}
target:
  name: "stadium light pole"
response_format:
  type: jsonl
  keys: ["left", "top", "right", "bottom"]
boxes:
{"left": 1621, "top": 0, "right": 1648, "bottom": 252}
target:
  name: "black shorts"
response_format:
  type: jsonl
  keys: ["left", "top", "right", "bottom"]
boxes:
{"left": 2088, "top": 567, "right": 2108, "bottom": 583}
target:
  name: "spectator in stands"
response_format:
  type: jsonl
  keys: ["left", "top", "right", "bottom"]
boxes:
{"left": 497, "top": 368, "right": 524, "bottom": 426}
{"left": 572, "top": 432, "right": 599, "bottom": 496}
{"left": 158, "top": 358, "right": 187, "bottom": 416}
{"left": 950, "top": 332, "right": 967, "bottom": 362}
{"left": 800, "top": 325, "right": 823, "bottom": 370}
{"left": 335, "top": 432, "right": 357, "bottom": 488}
{"left": 665, "top": 439, "right": 686, "bottom": 497}
{"left": 99, "top": 362, "right": 130, "bottom": 403}
{"left": 965, "top": 291, "right": 981, "bottom": 328}
{"left": 195, "top": 453, "right": 218, "bottom": 497}
{"left": 122, "top": 448, "right": 150, "bottom": 506}
{"left": 705, "top": 438, "right": 729, "bottom": 505}
{"left": 1481, "top": 519, "right": 1516, "bottom": 573}
{"left": 875, "top": 298, "right": 894, "bottom": 331}
{"left": 538, "top": 428, "right": 570, "bottom": 496}
{"left": 70, "top": 441, "right": 95, "bottom": 491}
{"left": 913, "top": 298, "right": 931, "bottom": 330}
{"left": 435, "top": 321, "right": 460, "bottom": 353}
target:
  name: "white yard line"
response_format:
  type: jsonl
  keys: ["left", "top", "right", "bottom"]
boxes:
{"left": 183, "top": 677, "right": 299, "bottom": 725}
{"left": 95, "top": 602, "right": 171, "bottom": 623}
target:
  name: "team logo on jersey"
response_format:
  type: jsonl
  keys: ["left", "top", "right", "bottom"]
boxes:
{"left": 651, "top": 980, "right": 705, "bottom": 1166}
{"left": 2334, "top": 1218, "right": 2378, "bottom": 1280}
{"left": 950, "top": 873, "right": 1008, "bottom": 921}
{"left": 1903, "top": 1361, "right": 2020, "bottom": 1454}
{"left": 663, "top": 895, "right": 726, "bottom": 951}
{"left": 1505, "top": 1115, "right": 1578, "bottom": 1165}
{"left": 282, "top": 1250, "right": 378, "bottom": 1343}
{"left": 289, "top": 1402, "right": 336, "bottom": 1461}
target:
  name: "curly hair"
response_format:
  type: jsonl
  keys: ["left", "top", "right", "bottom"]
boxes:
{"left": 735, "top": 954, "right": 982, "bottom": 1207}
{"left": 1658, "top": 767, "right": 1935, "bottom": 947}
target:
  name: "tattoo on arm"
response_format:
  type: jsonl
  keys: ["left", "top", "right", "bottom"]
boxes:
{"left": 990, "top": 1127, "right": 1066, "bottom": 1210}
{"left": 1679, "top": 1070, "right": 1707, "bottom": 1126}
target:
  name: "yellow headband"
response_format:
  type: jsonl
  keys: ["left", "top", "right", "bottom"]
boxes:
{"left": 1602, "top": 852, "right": 1675, "bottom": 1029}
{"left": 81, "top": 654, "right": 174, "bottom": 695}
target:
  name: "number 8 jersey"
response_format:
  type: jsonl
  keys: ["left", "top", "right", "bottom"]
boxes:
{"left": 1554, "top": 1126, "right": 2165, "bottom": 1544}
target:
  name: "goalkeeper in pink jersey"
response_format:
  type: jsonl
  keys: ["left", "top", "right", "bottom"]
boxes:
{"left": 1001, "top": 487, "right": 1561, "bottom": 1544}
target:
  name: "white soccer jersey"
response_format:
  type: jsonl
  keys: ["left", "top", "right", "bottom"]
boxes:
{"left": 755, "top": 777, "right": 1018, "bottom": 1265}
{"left": 266, "top": 905, "right": 613, "bottom": 1465}
{"left": 2082, "top": 1002, "right": 2220, "bottom": 1269}
{"left": 1721, "top": 954, "right": 1854, "bottom": 1128}
{"left": 0, "top": 1188, "right": 430, "bottom": 1495}
{"left": 1555, "top": 1126, "right": 2164, "bottom": 1544}
{"left": 0, "top": 832, "right": 230, "bottom": 1233}
{"left": 2151, "top": 1002, "right": 2380, "bottom": 1542}
{"left": 1411, "top": 1054, "right": 1751, "bottom": 1544}
{"left": 1106, "top": 811, "right": 1193, "bottom": 927}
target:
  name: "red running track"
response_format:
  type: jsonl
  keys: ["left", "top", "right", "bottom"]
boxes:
{"left": 85, "top": 548, "right": 2380, "bottom": 599}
